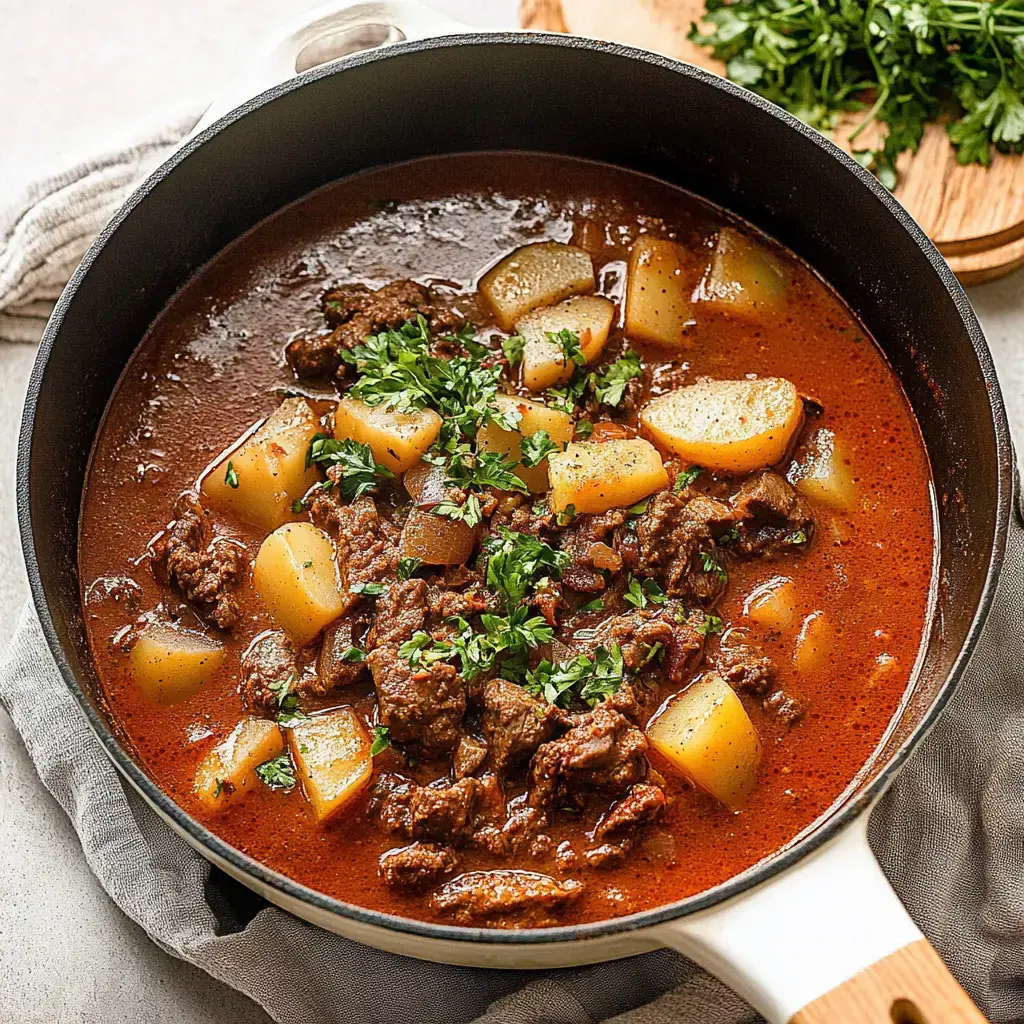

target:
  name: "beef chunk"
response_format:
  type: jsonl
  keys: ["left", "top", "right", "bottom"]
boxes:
{"left": 587, "top": 607, "right": 704, "bottom": 686}
{"left": 729, "top": 471, "right": 813, "bottom": 558}
{"left": 487, "top": 496, "right": 561, "bottom": 541}
{"left": 374, "top": 774, "right": 499, "bottom": 844}
{"left": 283, "top": 329, "right": 342, "bottom": 379}
{"left": 453, "top": 735, "right": 488, "bottom": 779}
{"left": 593, "top": 783, "right": 667, "bottom": 843}
{"left": 368, "top": 579, "right": 429, "bottom": 648}
{"left": 426, "top": 581, "right": 491, "bottom": 621}
{"left": 379, "top": 843, "right": 457, "bottom": 892}
{"left": 368, "top": 646, "right": 465, "bottom": 754}
{"left": 239, "top": 631, "right": 297, "bottom": 714}
{"left": 528, "top": 707, "right": 648, "bottom": 813}
{"left": 560, "top": 510, "right": 629, "bottom": 593}
{"left": 763, "top": 688, "right": 806, "bottom": 725}
{"left": 150, "top": 492, "right": 245, "bottom": 629}
{"left": 714, "top": 628, "right": 773, "bottom": 694}
{"left": 429, "top": 870, "right": 583, "bottom": 928}
{"left": 481, "top": 679, "right": 566, "bottom": 777}
{"left": 634, "top": 491, "right": 733, "bottom": 603}
{"left": 583, "top": 844, "right": 628, "bottom": 869}
{"left": 317, "top": 610, "right": 371, "bottom": 690}
{"left": 312, "top": 495, "right": 400, "bottom": 590}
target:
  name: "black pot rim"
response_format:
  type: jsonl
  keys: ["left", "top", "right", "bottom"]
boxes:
{"left": 17, "top": 30, "right": 1014, "bottom": 949}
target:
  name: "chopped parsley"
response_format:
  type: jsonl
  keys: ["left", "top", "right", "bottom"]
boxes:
{"left": 484, "top": 528, "right": 570, "bottom": 610}
{"left": 555, "top": 504, "right": 577, "bottom": 527}
{"left": 291, "top": 497, "right": 307, "bottom": 513}
{"left": 306, "top": 435, "right": 395, "bottom": 500}
{"left": 579, "top": 598, "right": 604, "bottom": 613}
{"left": 255, "top": 752, "right": 295, "bottom": 790}
{"left": 548, "top": 328, "right": 585, "bottom": 368}
{"left": 525, "top": 644, "right": 625, "bottom": 708}
{"left": 339, "top": 646, "right": 366, "bottom": 663}
{"left": 397, "top": 557, "right": 423, "bottom": 580}
{"left": 590, "top": 351, "right": 643, "bottom": 407}
{"left": 502, "top": 334, "right": 525, "bottom": 366}
{"left": 623, "top": 575, "right": 668, "bottom": 610}
{"left": 370, "top": 725, "right": 391, "bottom": 756}
{"left": 789, "top": 530, "right": 808, "bottom": 545}
{"left": 351, "top": 581, "right": 385, "bottom": 597}
{"left": 439, "top": 444, "right": 528, "bottom": 494}
{"left": 433, "top": 492, "right": 484, "bottom": 528}
{"left": 627, "top": 497, "right": 651, "bottom": 515}
{"left": 695, "top": 612, "right": 725, "bottom": 637}
{"left": 302, "top": 560, "right": 313, "bottom": 569}
{"left": 700, "top": 551, "right": 729, "bottom": 583}
{"left": 575, "top": 419, "right": 594, "bottom": 440}
{"left": 519, "top": 430, "right": 560, "bottom": 469}
{"left": 224, "top": 461, "right": 239, "bottom": 489}
{"left": 674, "top": 466, "right": 703, "bottom": 492}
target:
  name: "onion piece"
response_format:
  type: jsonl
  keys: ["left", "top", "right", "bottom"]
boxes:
{"left": 404, "top": 460, "right": 448, "bottom": 507}
{"left": 400, "top": 508, "right": 476, "bottom": 565}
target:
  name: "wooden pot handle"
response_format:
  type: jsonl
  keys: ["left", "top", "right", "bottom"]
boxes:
{"left": 791, "top": 939, "right": 988, "bottom": 1024}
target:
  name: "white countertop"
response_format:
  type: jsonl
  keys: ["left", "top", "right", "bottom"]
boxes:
{"left": 0, "top": 2, "right": 1020, "bottom": 1021}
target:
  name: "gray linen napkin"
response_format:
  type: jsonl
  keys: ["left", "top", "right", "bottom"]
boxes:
{"left": 3, "top": 127, "right": 1024, "bottom": 1024}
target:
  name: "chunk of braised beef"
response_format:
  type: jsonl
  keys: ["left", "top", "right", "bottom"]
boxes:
{"left": 373, "top": 773, "right": 500, "bottom": 844}
{"left": 284, "top": 329, "right": 344, "bottom": 379}
{"left": 583, "top": 844, "right": 628, "bottom": 869}
{"left": 528, "top": 707, "right": 648, "bottom": 813}
{"left": 239, "top": 631, "right": 298, "bottom": 714}
{"left": 729, "top": 471, "right": 813, "bottom": 558}
{"left": 312, "top": 495, "right": 400, "bottom": 591}
{"left": 368, "top": 646, "right": 466, "bottom": 754}
{"left": 453, "top": 734, "right": 488, "bottom": 779}
{"left": 379, "top": 842, "right": 457, "bottom": 892}
{"left": 763, "top": 688, "right": 806, "bottom": 725}
{"left": 531, "top": 579, "right": 564, "bottom": 627}
{"left": 150, "top": 492, "right": 246, "bottom": 629}
{"left": 426, "top": 581, "right": 491, "bottom": 621}
{"left": 429, "top": 870, "right": 583, "bottom": 928}
{"left": 634, "top": 491, "right": 733, "bottom": 603}
{"left": 587, "top": 606, "right": 704, "bottom": 687}
{"left": 317, "top": 609, "right": 371, "bottom": 690}
{"left": 714, "top": 627, "right": 773, "bottom": 694}
{"left": 487, "top": 496, "right": 560, "bottom": 541}
{"left": 368, "top": 578, "right": 429, "bottom": 648}
{"left": 481, "top": 679, "right": 566, "bottom": 777}
{"left": 560, "top": 510, "right": 629, "bottom": 593}
{"left": 593, "top": 783, "right": 667, "bottom": 843}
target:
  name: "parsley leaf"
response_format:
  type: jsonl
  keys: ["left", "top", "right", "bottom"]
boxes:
{"left": 307, "top": 434, "right": 394, "bottom": 500}
{"left": 484, "top": 528, "right": 570, "bottom": 610}
{"left": 674, "top": 466, "right": 703, "bottom": 492}
{"left": 433, "top": 492, "right": 484, "bottom": 528}
{"left": 580, "top": 598, "right": 604, "bottom": 613}
{"left": 340, "top": 646, "right": 366, "bottom": 663}
{"left": 623, "top": 575, "right": 668, "bottom": 610}
{"left": 525, "top": 644, "right": 625, "bottom": 708}
{"left": 224, "top": 461, "right": 239, "bottom": 489}
{"left": 351, "top": 581, "right": 385, "bottom": 597}
{"left": 590, "top": 351, "right": 643, "bottom": 407}
{"left": 695, "top": 612, "right": 725, "bottom": 637}
{"left": 397, "top": 557, "right": 423, "bottom": 580}
{"left": 370, "top": 725, "right": 391, "bottom": 756}
{"left": 502, "top": 334, "right": 525, "bottom": 366}
{"left": 519, "top": 430, "right": 560, "bottom": 468}
{"left": 255, "top": 752, "right": 295, "bottom": 790}
{"left": 700, "top": 551, "right": 729, "bottom": 583}
{"left": 575, "top": 419, "right": 594, "bottom": 440}
{"left": 555, "top": 504, "right": 577, "bottom": 527}
{"left": 548, "top": 329, "right": 585, "bottom": 368}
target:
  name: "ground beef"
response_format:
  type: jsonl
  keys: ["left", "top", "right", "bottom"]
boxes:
{"left": 560, "top": 510, "right": 629, "bottom": 593}
{"left": 586, "top": 606, "right": 705, "bottom": 686}
{"left": 593, "top": 783, "right": 667, "bottom": 843}
{"left": 368, "top": 646, "right": 466, "bottom": 754}
{"left": 312, "top": 495, "right": 400, "bottom": 591}
{"left": 729, "top": 471, "right": 814, "bottom": 558}
{"left": 317, "top": 610, "right": 371, "bottom": 690}
{"left": 374, "top": 773, "right": 500, "bottom": 845}
{"left": 429, "top": 870, "right": 584, "bottom": 927}
{"left": 378, "top": 842, "right": 457, "bottom": 892}
{"left": 239, "top": 631, "right": 297, "bottom": 714}
{"left": 528, "top": 706, "right": 648, "bottom": 813}
{"left": 714, "top": 628, "right": 773, "bottom": 694}
{"left": 481, "top": 679, "right": 566, "bottom": 777}
{"left": 453, "top": 735, "right": 488, "bottom": 779}
{"left": 634, "top": 491, "right": 733, "bottom": 603}
{"left": 150, "top": 492, "right": 246, "bottom": 629}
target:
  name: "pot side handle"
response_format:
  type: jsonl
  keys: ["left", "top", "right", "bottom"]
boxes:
{"left": 188, "top": 0, "right": 473, "bottom": 138}
{"left": 652, "top": 816, "right": 988, "bottom": 1024}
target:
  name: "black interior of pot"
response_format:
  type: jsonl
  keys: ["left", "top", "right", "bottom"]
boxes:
{"left": 20, "top": 35, "right": 1009, "bottom": 877}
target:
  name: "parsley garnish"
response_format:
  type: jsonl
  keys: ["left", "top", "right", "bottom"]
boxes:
{"left": 575, "top": 419, "right": 594, "bottom": 440}
{"left": 440, "top": 444, "right": 528, "bottom": 494}
{"left": 519, "top": 430, "right": 560, "bottom": 469}
{"left": 397, "top": 557, "right": 423, "bottom": 580}
{"left": 224, "top": 461, "right": 239, "bottom": 489}
{"left": 340, "top": 646, "right": 365, "bottom": 663}
{"left": 351, "top": 581, "right": 385, "bottom": 597}
{"left": 484, "top": 528, "right": 570, "bottom": 610}
{"left": 590, "top": 351, "right": 643, "bottom": 407}
{"left": 548, "top": 329, "right": 585, "bottom": 368}
{"left": 555, "top": 504, "right": 577, "bottom": 527}
{"left": 674, "top": 466, "right": 703, "bottom": 492}
{"left": 302, "top": 560, "right": 313, "bottom": 568}
{"left": 623, "top": 575, "right": 668, "bottom": 610}
{"left": 580, "top": 598, "right": 604, "bottom": 613}
{"left": 502, "top": 334, "right": 525, "bottom": 366}
{"left": 627, "top": 497, "right": 651, "bottom": 515}
{"left": 695, "top": 612, "right": 725, "bottom": 637}
{"left": 291, "top": 497, "right": 307, "bottom": 513}
{"left": 370, "top": 725, "right": 391, "bottom": 756}
{"left": 433, "top": 492, "right": 484, "bottom": 528}
{"left": 525, "top": 644, "right": 625, "bottom": 708}
{"left": 255, "top": 752, "right": 295, "bottom": 790}
{"left": 789, "top": 530, "right": 808, "bottom": 545}
{"left": 307, "top": 434, "right": 395, "bottom": 500}
{"left": 700, "top": 551, "right": 729, "bottom": 583}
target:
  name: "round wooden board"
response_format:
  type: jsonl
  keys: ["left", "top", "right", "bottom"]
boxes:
{"left": 521, "top": 0, "right": 1024, "bottom": 284}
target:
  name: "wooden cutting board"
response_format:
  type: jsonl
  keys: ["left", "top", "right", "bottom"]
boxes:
{"left": 521, "top": 0, "right": 1024, "bottom": 286}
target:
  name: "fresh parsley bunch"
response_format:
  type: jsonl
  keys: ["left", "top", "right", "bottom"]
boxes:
{"left": 690, "top": 0, "right": 1024, "bottom": 187}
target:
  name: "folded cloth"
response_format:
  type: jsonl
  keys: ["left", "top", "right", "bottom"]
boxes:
{"left": 3, "top": 126, "right": 1024, "bottom": 1023}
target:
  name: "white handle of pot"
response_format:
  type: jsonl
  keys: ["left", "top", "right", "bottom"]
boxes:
{"left": 188, "top": 0, "right": 473, "bottom": 139}
{"left": 653, "top": 815, "right": 988, "bottom": 1023}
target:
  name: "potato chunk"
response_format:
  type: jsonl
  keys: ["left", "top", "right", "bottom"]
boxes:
{"left": 697, "top": 227, "right": 787, "bottom": 320}
{"left": 334, "top": 397, "right": 442, "bottom": 475}
{"left": 792, "top": 428, "right": 857, "bottom": 510}
{"left": 202, "top": 398, "right": 320, "bottom": 531}
{"left": 547, "top": 438, "right": 668, "bottom": 514}
{"left": 744, "top": 576, "right": 797, "bottom": 631}
{"left": 479, "top": 242, "right": 595, "bottom": 331}
{"left": 516, "top": 295, "right": 616, "bottom": 391}
{"left": 624, "top": 237, "right": 693, "bottom": 348}
{"left": 647, "top": 674, "right": 762, "bottom": 809}
{"left": 640, "top": 377, "right": 802, "bottom": 474}
{"left": 195, "top": 717, "right": 285, "bottom": 811}
{"left": 130, "top": 622, "right": 225, "bottom": 704}
{"left": 477, "top": 393, "right": 574, "bottom": 493}
{"left": 253, "top": 522, "right": 347, "bottom": 646}
{"left": 793, "top": 611, "right": 835, "bottom": 674}
{"left": 288, "top": 708, "right": 372, "bottom": 823}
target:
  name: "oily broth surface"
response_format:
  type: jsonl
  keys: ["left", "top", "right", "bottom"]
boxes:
{"left": 79, "top": 154, "right": 934, "bottom": 925}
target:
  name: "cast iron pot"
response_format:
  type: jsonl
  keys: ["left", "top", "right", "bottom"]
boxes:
{"left": 17, "top": 3, "right": 1013, "bottom": 1020}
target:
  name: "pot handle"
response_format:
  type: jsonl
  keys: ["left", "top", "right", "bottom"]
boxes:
{"left": 652, "top": 816, "right": 988, "bottom": 1023}
{"left": 188, "top": 0, "right": 473, "bottom": 138}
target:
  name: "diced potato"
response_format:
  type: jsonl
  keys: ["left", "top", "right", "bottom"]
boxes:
{"left": 640, "top": 377, "right": 803, "bottom": 474}
{"left": 253, "top": 522, "right": 347, "bottom": 646}
{"left": 477, "top": 393, "right": 574, "bottom": 493}
{"left": 195, "top": 717, "right": 285, "bottom": 811}
{"left": 744, "top": 576, "right": 797, "bottom": 631}
{"left": 647, "top": 673, "right": 762, "bottom": 809}
{"left": 793, "top": 611, "right": 835, "bottom": 674}
{"left": 516, "top": 295, "right": 616, "bottom": 391}
{"left": 400, "top": 508, "right": 476, "bottom": 565}
{"left": 130, "top": 622, "right": 225, "bottom": 704}
{"left": 624, "top": 237, "right": 693, "bottom": 348}
{"left": 697, "top": 227, "right": 787, "bottom": 320}
{"left": 479, "top": 242, "right": 595, "bottom": 331}
{"left": 334, "top": 397, "right": 442, "bottom": 475}
{"left": 547, "top": 438, "right": 668, "bottom": 514}
{"left": 288, "top": 708, "right": 372, "bottom": 823}
{"left": 792, "top": 428, "right": 857, "bottom": 510}
{"left": 202, "top": 398, "right": 320, "bottom": 531}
